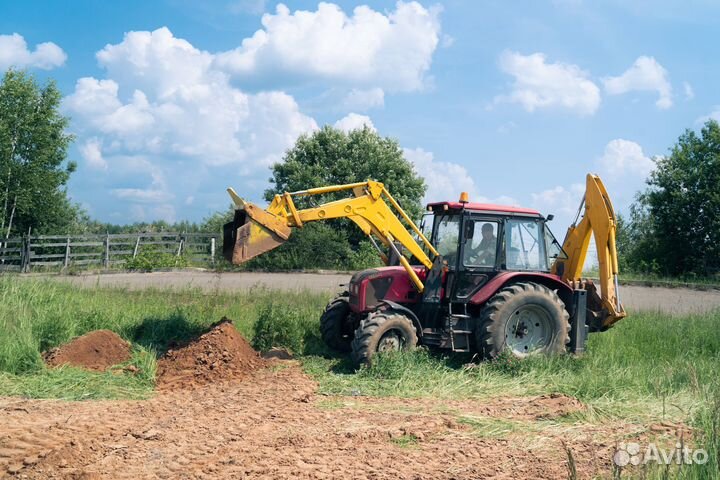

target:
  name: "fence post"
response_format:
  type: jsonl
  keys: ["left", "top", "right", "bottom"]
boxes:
{"left": 22, "top": 235, "right": 31, "bottom": 273}
{"left": 133, "top": 235, "right": 140, "bottom": 258}
{"left": 104, "top": 234, "right": 110, "bottom": 269}
{"left": 63, "top": 237, "right": 71, "bottom": 268}
{"left": 177, "top": 235, "right": 184, "bottom": 257}
{"left": 210, "top": 237, "right": 216, "bottom": 265}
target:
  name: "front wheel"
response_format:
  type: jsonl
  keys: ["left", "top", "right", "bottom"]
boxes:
{"left": 351, "top": 311, "right": 418, "bottom": 366}
{"left": 476, "top": 282, "right": 570, "bottom": 359}
{"left": 320, "top": 294, "right": 353, "bottom": 352}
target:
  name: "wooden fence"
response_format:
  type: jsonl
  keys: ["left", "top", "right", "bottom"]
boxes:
{"left": 0, "top": 233, "right": 219, "bottom": 272}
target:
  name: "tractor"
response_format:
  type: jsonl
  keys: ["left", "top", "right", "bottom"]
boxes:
{"left": 223, "top": 174, "right": 626, "bottom": 365}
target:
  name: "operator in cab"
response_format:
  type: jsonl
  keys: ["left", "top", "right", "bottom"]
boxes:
{"left": 465, "top": 222, "right": 497, "bottom": 266}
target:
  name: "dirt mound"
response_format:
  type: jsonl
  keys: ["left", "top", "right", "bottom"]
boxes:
{"left": 156, "top": 318, "right": 263, "bottom": 389}
{"left": 44, "top": 330, "right": 131, "bottom": 371}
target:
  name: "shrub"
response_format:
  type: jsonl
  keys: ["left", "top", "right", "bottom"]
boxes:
{"left": 125, "top": 251, "right": 188, "bottom": 271}
{"left": 252, "top": 302, "right": 319, "bottom": 354}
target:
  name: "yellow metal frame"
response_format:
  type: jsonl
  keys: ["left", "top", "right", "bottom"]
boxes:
{"left": 552, "top": 174, "right": 627, "bottom": 328}
{"left": 228, "top": 181, "right": 438, "bottom": 292}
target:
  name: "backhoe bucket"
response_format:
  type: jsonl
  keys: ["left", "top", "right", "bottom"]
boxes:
{"left": 223, "top": 202, "right": 292, "bottom": 264}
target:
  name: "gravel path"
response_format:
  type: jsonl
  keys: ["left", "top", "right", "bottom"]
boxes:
{"left": 34, "top": 271, "right": 720, "bottom": 315}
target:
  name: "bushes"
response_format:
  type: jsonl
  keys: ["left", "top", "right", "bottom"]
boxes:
{"left": 240, "top": 223, "right": 383, "bottom": 272}
{"left": 124, "top": 250, "right": 188, "bottom": 271}
{"left": 252, "top": 302, "right": 321, "bottom": 354}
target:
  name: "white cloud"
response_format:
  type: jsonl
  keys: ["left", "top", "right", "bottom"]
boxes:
{"left": 403, "top": 147, "right": 518, "bottom": 206}
{"left": 531, "top": 184, "right": 585, "bottom": 217}
{"left": 603, "top": 56, "right": 672, "bottom": 109}
{"left": 126, "top": 203, "right": 176, "bottom": 223}
{"left": 111, "top": 188, "right": 173, "bottom": 203}
{"left": 404, "top": 147, "right": 477, "bottom": 203}
{"left": 440, "top": 34, "right": 454, "bottom": 48}
{"left": 333, "top": 113, "right": 376, "bottom": 132}
{"left": 65, "top": 27, "right": 318, "bottom": 221}
{"left": 530, "top": 183, "right": 585, "bottom": 243}
{"left": 66, "top": 28, "right": 317, "bottom": 167}
{"left": 0, "top": 33, "right": 66, "bottom": 70}
{"left": 214, "top": 2, "right": 441, "bottom": 92}
{"left": 598, "top": 139, "right": 654, "bottom": 177}
{"left": 698, "top": 106, "right": 720, "bottom": 124}
{"left": 79, "top": 138, "right": 107, "bottom": 170}
{"left": 496, "top": 51, "right": 601, "bottom": 116}
{"left": 343, "top": 87, "right": 385, "bottom": 111}
{"left": 683, "top": 81, "right": 694, "bottom": 100}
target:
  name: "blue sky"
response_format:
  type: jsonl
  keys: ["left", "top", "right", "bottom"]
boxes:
{"left": 2, "top": 0, "right": 719, "bottom": 234}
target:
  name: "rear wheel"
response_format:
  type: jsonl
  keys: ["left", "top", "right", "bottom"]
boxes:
{"left": 351, "top": 311, "right": 418, "bottom": 366}
{"left": 476, "top": 282, "right": 570, "bottom": 359}
{"left": 320, "top": 294, "right": 353, "bottom": 352}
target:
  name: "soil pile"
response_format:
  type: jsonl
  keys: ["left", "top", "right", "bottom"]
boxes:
{"left": 44, "top": 330, "right": 131, "bottom": 371}
{"left": 156, "top": 318, "right": 263, "bottom": 389}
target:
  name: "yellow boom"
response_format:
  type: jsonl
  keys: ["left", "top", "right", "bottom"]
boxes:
{"left": 552, "top": 174, "right": 627, "bottom": 329}
{"left": 225, "top": 181, "right": 438, "bottom": 292}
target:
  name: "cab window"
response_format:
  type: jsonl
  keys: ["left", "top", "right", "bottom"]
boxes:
{"left": 433, "top": 214, "right": 460, "bottom": 260}
{"left": 544, "top": 225, "right": 568, "bottom": 267}
{"left": 463, "top": 221, "right": 499, "bottom": 267}
{"left": 505, "top": 220, "right": 546, "bottom": 271}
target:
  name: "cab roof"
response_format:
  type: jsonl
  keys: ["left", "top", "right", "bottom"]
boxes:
{"left": 427, "top": 201, "right": 542, "bottom": 217}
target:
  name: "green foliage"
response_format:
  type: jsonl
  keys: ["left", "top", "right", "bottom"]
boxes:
{"left": 265, "top": 125, "right": 426, "bottom": 248}
{"left": 241, "top": 223, "right": 383, "bottom": 271}
{"left": 485, "top": 348, "right": 528, "bottom": 376}
{"left": 124, "top": 250, "right": 189, "bottom": 271}
{"left": 69, "top": 214, "right": 207, "bottom": 235}
{"left": 200, "top": 126, "right": 426, "bottom": 272}
{"left": 1, "top": 277, "right": 719, "bottom": 474}
{"left": 0, "top": 69, "right": 77, "bottom": 236}
{"left": 252, "top": 301, "right": 321, "bottom": 354}
{"left": 0, "top": 276, "right": 328, "bottom": 398}
{"left": 624, "top": 120, "right": 720, "bottom": 276}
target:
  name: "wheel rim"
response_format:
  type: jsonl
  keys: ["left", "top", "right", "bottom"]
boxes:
{"left": 504, "top": 304, "right": 553, "bottom": 355}
{"left": 377, "top": 329, "right": 405, "bottom": 353}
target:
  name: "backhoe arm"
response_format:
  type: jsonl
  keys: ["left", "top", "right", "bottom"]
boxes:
{"left": 552, "top": 174, "right": 627, "bottom": 329}
{"left": 223, "top": 181, "right": 438, "bottom": 292}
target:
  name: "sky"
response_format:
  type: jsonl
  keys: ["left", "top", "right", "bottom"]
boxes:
{"left": 1, "top": 0, "right": 719, "bottom": 236}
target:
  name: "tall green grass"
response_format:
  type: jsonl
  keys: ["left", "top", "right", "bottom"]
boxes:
{"left": 1, "top": 275, "right": 718, "bottom": 477}
{"left": 0, "top": 275, "right": 327, "bottom": 399}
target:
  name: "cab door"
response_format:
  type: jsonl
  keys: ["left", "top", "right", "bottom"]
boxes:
{"left": 452, "top": 216, "right": 501, "bottom": 301}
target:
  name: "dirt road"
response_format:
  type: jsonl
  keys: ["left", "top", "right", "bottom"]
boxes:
{"left": 1, "top": 362, "right": 638, "bottom": 479}
{"left": 38, "top": 271, "right": 720, "bottom": 314}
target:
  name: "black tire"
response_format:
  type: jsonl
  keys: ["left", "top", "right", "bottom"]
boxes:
{"left": 476, "top": 282, "right": 570, "bottom": 359}
{"left": 320, "top": 295, "right": 353, "bottom": 352}
{"left": 351, "top": 311, "right": 418, "bottom": 366}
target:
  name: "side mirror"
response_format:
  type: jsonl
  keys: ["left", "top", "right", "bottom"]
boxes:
{"left": 546, "top": 214, "right": 555, "bottom": 221}
{"left": 463, "top": 220, "right": 475, "bottom": 242}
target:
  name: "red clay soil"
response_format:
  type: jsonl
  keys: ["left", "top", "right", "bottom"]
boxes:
{"left": 0, "top": 365, "right": 644, "bottom": 479}
{"left": 44, "top": 330, "right": 131, "bottom": 372}
{"left": 156, "top": 318, "right": 264, "bottom": 389}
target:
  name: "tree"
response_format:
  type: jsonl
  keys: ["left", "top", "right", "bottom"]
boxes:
{"left": 265, "top": 126, "right": 426, "bottom": 244}
{"left": 206, "top": 126, "right": 427, "bottom": 271}
{"left": 0, "top": 69, "right": 76, "bottom": 237}
{"left": 632, "top": 120, "right": 720, "bottom": 276}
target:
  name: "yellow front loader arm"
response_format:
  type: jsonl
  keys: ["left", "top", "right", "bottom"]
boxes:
{"left": 224, "top": 181, "right": 438, "bottom": 292}
{"left": 552, "top": 174, "right": 627, "bottom": 329}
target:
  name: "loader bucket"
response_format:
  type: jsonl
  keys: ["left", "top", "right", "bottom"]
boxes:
{"left": 223, "top": 204, "right": 292, "bottom": 264}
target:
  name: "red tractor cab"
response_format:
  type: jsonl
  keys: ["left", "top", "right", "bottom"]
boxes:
{"left": 322, "top": 200, "right": 587, "bottom": 365}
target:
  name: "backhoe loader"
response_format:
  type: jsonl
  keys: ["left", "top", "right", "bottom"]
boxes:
{"left": 223, "top": 174, "right": 626, "bottom": 365}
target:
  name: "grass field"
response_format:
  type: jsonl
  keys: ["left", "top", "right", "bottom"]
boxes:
{"left": 2, "top": 275, "right": 719, "bottom": 478}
